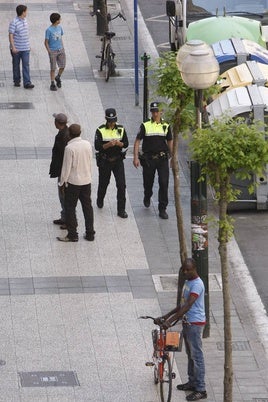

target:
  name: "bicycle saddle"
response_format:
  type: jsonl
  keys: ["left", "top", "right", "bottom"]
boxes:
{"left": 105, "top": 31, "right": 116, "bottom": 39}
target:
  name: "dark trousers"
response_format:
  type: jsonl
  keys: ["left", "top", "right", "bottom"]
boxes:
{"left": 97, "top": 159, "right": 126, "bottom": 212}
{"left": 65, "top": 183, "right": 94, "bottom": 239}
{"left": 142, "top": 158, "right": 169, "bottom": 211}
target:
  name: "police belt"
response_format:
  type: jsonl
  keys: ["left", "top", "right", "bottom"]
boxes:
{"left": 140, "top": 151, "right": 168, "bottom": 160}
{"left": 99, "top": 153, "right": 123, "bottom": 163}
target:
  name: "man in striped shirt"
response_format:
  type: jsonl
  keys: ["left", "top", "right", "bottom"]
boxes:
{"left": 8, "top": 4, "right": 34, "bottom": 89}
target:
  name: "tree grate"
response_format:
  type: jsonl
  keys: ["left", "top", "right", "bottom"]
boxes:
{"left": 216, "top": 340, "right": 251, "bottom": 351}
{"left": 19, "top": 371, "right": 80, "bottom": 387}
{"left": 0, "top": 102, "right": 34, "bottom": 110}
{"left": 253, "top": 399, "right": 268, "bottom": 402}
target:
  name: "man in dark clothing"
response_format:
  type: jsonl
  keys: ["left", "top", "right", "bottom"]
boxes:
{"left": 49, "top": 113, "right": 69, "bottom": 227}
{"left": 133, "top": 102, "right": 173, "bottom": 219}
{"left": 94, "top": 108, "right": 129, "bottom": 218}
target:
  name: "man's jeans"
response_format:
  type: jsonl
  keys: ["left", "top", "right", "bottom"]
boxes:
{"left": 65, "top": 183, "right": 94, "bottom": 240}
{"left": 183, "top": 323, "right": 206, "bottom": 392}
{"left": 11, "top": 50, "right": 31, "bottom": 86}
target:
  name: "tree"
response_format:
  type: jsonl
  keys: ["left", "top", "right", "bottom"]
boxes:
{"left": 151, "top": 52, "right": 193, "bottom": 265}
{"left": 190, "top": 116, "right": 268, "bottom": 402}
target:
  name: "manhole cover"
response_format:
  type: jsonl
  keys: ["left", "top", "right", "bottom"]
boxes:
{"left": 19, "top": 371, "right": 80, "bottom": 387}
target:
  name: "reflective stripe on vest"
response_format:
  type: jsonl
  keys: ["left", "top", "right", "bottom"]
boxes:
{"left": 99, "top": 126, "right": 124, "bottom": 141}
{"left": 143, "top": 120, "right": 169, "bottom": 137}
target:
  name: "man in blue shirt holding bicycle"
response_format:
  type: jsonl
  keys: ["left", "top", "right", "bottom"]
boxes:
{"left": 156, "top": 258, "right": 207, "bottom": 401}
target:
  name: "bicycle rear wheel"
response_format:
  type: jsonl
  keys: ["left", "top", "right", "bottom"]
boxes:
{"left": 159, "top": 355, "right": 172, "bottom": 402}
{"left": 104, "top": 43, "right": 113, "bottom": 82}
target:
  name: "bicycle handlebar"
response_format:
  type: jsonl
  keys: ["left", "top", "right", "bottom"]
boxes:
{"left": 139, "top": 315, "right": 165, "bottom": 324}
{"left": 139, "top": 315, "right": 178, "bottom": 328}
{"left": 90, "top": 10, "right": 127, "bottom": 22}
{"left": 118, "top": 12, "right": 126, "bottom": 21}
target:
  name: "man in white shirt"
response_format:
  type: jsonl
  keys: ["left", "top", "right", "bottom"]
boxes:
{"left": 57, "top": 124, "right": 95, "bottom": 242}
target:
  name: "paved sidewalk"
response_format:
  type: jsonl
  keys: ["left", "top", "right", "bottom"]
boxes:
{"left": 0, "top": 1, "right": 267, "bottom": 401}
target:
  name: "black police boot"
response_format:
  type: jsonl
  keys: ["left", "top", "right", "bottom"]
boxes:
{"left": 159, "top": 210, "right": 168, "bottom": 219}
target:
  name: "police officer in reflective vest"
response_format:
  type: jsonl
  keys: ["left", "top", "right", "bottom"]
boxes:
{"left": 133, "top": 102, "right": 173, "bottom": 219}
{"left": 95, "top": 108, "right": 129, "bottom": 218}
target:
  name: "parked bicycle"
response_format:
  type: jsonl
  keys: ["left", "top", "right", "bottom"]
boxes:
{"left": 139, "top": 315, "right": 182, "bottom": 402}
{"left": 91, "top": 10, "right": 126, "bottom": 81}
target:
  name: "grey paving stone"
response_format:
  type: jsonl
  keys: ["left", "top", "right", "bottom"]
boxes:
{"left": 0, "top": 289, "right": 10, "bottom": 295}
{"left": 10, "top": 288, "right": 35, "bottom": 295}
{"left": 105, "top": 275, "right": 130, "bottom": 286}
{"left": 57, "top": 278, "right": 83, "bottom": 288}
{"left": 106, "top": 285, "right": 131, "bottom": 293}
{"left": 33, "top": 277, "right": 58, "bottom": 288}
{"left": 34, "top": 288, "right": 59, "bottom": 295}
{"left": 59, "top": 288, "right": 84, "bottom": 294}
{"left": 83, "top": 287, "right": 108, "bottom": 293}
{"left": 131, "top": 286, "right": 157, "bottom": 299}
{"left": 81, "top": 276, "right": 106, "bottom": 287}
{"left": 0, "top": 278, "right": 9, "bottom": 289}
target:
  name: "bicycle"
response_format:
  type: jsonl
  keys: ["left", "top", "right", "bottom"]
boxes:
{"left": 139, "top": 315, "right": 182, "bottom": 402}
{"left": 92, "top": 10, "right": 126, "bottom": 81}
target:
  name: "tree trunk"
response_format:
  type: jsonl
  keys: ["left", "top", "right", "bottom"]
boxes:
{"left": 218, "top": 181, "right": 233, "bottom": 402}
{"left": 172, "top": 131, "right": 188, "bottom": 306}
{"left": 172, "top": 128, "right": 188, "bottom": 264}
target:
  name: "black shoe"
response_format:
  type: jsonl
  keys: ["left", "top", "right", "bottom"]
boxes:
{"left": 84, "top": 233, "right": 95, "bottom": 241}
{"left": 24, "top": 83, "right": 34, "bottom": 89}
{"left": 50, "top": 82, "right": 57, "bottom": 91}
{"left": 159, "top": 210, "right": 168, "bottom": 219}
{"left": 53, "top": 219, "right": 65, "bottom": 225}
{"left": 55, "top": 75, "right": 62, "bottom": 88}
{"left": 177, "top": 382, "right": 196, "bottom": 392}
{"left": 97, "top": 199, "right": 103, "bottom": 208}
{"left": 117, "top": 211, "right": 128, "bottom": 219}
{"left": 57, "top": 236, "right": 78, "bottom": 242}
{"left": 143, "top": 197, "right": 150, "bottom": 208}
{"left": 186, "top": 391, "right": 207, "bottom": 401}
{"left": 14, "top": 82, "right": 20, "bottom": 87}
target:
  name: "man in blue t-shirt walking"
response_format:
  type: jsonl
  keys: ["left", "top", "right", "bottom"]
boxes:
{"left": 8, "top": 4, "right": 34, "bottom": 89}
{"left": 44, "top": 13, "right": 66, "bottom": 91}
{"left": 155, "top": 258, "right": 207, "bottom": 401}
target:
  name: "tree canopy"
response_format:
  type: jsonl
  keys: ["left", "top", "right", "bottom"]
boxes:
{"left": 190, "top": 117, "right": 268, "bottom": 203}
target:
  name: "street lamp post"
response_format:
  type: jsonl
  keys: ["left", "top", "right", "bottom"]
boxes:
{"left": 176, "top": 43, "right": 219, "bottom": 337}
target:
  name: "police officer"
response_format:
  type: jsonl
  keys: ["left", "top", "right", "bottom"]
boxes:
{"left": 95, "top": 108, "right": 129, "bottom": 218}
{"left": 133, "top": 102, "right": 173, "bottom": 219}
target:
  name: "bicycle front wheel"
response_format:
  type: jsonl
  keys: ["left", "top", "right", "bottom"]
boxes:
{"left": 159, "top": 355, "right": 172, "bottom": 402}
{"left": 104, "top": 43, "right": 113, "bottom": 82}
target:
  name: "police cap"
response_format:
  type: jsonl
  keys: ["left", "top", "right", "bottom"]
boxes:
{"left": 150, "top": 102, "right": 160, "bottom": 112}
{"left": 105, "top": 108, "right": 117, "bottom": 122}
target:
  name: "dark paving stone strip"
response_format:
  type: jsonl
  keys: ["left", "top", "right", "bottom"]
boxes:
{"left": 0, "top": 147, "right": 52, "bottom": 160}
{"left": 0, "top": 271, "right": 154, "bottom": 297}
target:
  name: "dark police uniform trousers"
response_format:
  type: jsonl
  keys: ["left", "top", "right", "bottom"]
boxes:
{"left": 142, "top": 154, "right": 169, "bottom": 212}
{"left": 97, "top": 157, "right": 126, "bottom": 213}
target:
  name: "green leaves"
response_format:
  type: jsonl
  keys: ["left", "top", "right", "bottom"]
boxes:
{"left": 190, "top": 117, "right": 268, "bottom": 204}
{"left": 150, "top": 52, "right": 194, "bottom": 133}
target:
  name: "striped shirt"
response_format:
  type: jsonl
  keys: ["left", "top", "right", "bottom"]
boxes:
{"left": 9, "top": 16, "right": 30, "bottom": 51}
